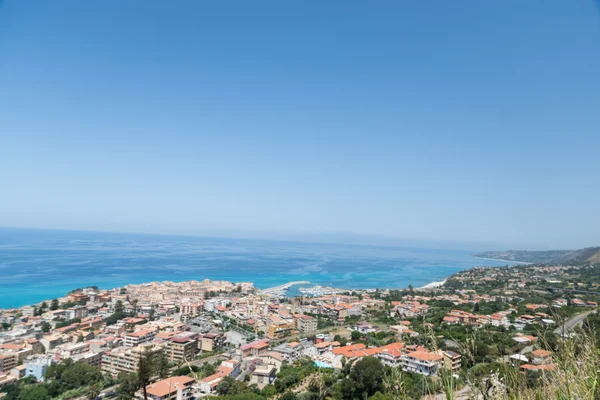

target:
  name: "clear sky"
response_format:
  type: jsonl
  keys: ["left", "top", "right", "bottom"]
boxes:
{"left": 1, "top": 1, "right": 599, "bottom": 250}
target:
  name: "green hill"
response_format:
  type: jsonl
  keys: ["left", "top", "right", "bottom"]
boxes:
{"left": 474, "top": 247, "right": 600, "bottom": 264}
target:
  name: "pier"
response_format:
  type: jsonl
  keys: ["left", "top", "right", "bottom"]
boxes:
{"left": 261, "top": 281, "right": 310, "bottom": 295}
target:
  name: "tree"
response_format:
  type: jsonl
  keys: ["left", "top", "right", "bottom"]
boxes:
{"left": 153, "top": 350, "right": 170, "bottom": 379}
{"left": 87, "top": 384, "right": 101, "bottom": 400}
{"left": 40, "top": 301, "right": 48, "bottom": 310}
{"left": 280, "top": 392, "right": 298, "bottom": 400}
{"left": 369, "top": 392, "right": 393, "bottom": 400}
{"left": 41, "top": 322, "right": 51, "bottom": 333}
{"left": 50, "top": 299, "right": 59, "bottom": 311}
{"left": 350, "top": 356, "right": 384, "bottom": 397}
{"left": 116, "top": 372, "right": 139, "bottom": 400}
{"left": 18, "top": 385, "right": 49, "bottom": 400}
{"left": 473, "top": 302, "right": 480, "bottom": 313}
{"left": 115, "top": 300, "right": 124, "bottom": 313}
{"left": 137, "top": 350, "right": 155, "bottom": 400}
{"left": 351, "top": 330, "right": 361, "bottom": 342}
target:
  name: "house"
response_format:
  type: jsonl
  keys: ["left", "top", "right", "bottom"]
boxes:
{"left": 513, "top": 335, "right": 537, "bottom": 345}
{"left": 521, "top": 363, "right": 557, "bottom": 372}
{"left": 258, "top": 352, "right": 285, "bottom": 371}
{"left": 142, "top": 376, "right": 195, "bottom": 400}
{"left": 220, "top": 360, "right": 241, "bottom": 378}
{"left": 531, "top": 349, "right": 553, "bottom": 365}
{"left": 40, "top": 335, "right": 63, "bottom": 351}
{"left": 249, "top": 364, "right": 277, "bottom": 389}
{"left": 400, "top": 351, "right": 443, "bottom": 376}
{"left": 198, "top": 333, "right": 223, "bottom": 353}
{"left": 377, "top": 342, "right": 405, "bottom": 367}
{"left": 437, "top": 350, "right": 461, "bottom": 373}
{"left": 199, "top": 362, "right": 237, "bottom": 394}
{"left": 241, "top": 339, "right": 270, "bottom": 358}
{"left": 25, "top": 355, "right": 55, "bottom": 381}
{"left": 272, "top": 342, "right": 303, "bottom": 362}
{"left": 350, "top": 322, "right": 378, "bottom": 334}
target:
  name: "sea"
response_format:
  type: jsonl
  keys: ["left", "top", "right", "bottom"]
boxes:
{"left": 0, "top": 228, "right": 509, "bottom": 309}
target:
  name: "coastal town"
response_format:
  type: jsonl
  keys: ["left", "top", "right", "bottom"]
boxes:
{"left": 1, "top": 261, "right": 600, "bottom": 400}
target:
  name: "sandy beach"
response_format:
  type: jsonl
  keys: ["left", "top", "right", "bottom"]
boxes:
{"left": 417, "top": 279, "right": 447, "bottom": 289}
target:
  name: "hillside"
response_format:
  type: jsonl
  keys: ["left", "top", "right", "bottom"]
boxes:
{"left": 474, "top": 247, "right": 600, "bottom": 264}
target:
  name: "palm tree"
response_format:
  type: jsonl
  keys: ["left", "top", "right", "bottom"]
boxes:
{"left": 87, "top": 384, "right": 101, "bottom": 400}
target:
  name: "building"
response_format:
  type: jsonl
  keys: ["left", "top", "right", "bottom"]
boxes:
{"left": 40, "top": 335, "right": 63, "bottom": 351}
{"left": 124, "top": 329, "right": 157, "bottom": 347}
{"left": 0, "top": 353, "right": 18, "bottom": 373}
{"left": 377, "top": 342, "right": 405, "bottom": 367}
{"left": 180, "top": 302, "right": 203, "bottom": 318}
{"left": 198, "top": 333, "right": 222, "bottom": 353}
{"left": 219, "top": 360, "right": 241, "bottom": 378}
{"left": 166, "top": 334, "right": 198, "bottom": 363}
{"left": 249, "top": 364, "right": 277, "bottom": 389}
{"left": 240, "top": 339, "right": 270, "bottom": 357}
{"left": 294, "top": 314, "right": 317, "bottom": 333}
{"left": 102, "top": 344, "right": 164, "bottom": 376}
{"left": 437, "top": 350, "right": 461, "bottom": 374}
{"left": 401, "top": 351, "right": 443, "bottom": 376}
{"left": 272, "top": 342, "right": 303, "bottom": 362}
{"left": 71, "top": 352, "right": 103, "bottom": 368}
{"left": 267, "top": 321, "right": 294, "bottom": 339}
{"left": 199, "top": 362, "right": 236, "bottom": 394}
{"left": 142, "top": 376, "right": 195, "bottom": 400}
{"left": 65, "top": 306, "right": 87, "bottom": 320}
{"left": 531, "top": 349, "right": 553, "bottom": 365}
{"left": 0, "top": 374, "right": 17, "bottom": 387}
{"left": 25, "top": 355, "right": 55, "bottom": 381}
{"left": 21, "top": 306, "right": 35, "bottom": 317}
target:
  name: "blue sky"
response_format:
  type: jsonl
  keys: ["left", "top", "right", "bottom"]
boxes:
{"left": 1, "top": 1, "right": 599, "bottom": 249}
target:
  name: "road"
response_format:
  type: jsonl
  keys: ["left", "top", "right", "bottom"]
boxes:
{"left": 189, "top": 352, "right": 230, "bottom": 367}
{"left": 554, "top": 311, "right": 593, "bottom": 336}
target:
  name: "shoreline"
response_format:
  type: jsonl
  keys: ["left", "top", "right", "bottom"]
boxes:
{"left": 473, "top": 256, "right": 532, "bottom": 265}
{"left": 417, "top": 279, "right": 447, "bottom": 290}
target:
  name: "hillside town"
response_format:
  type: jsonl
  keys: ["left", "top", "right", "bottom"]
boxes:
{"left": 1, "top": 262, "right": 600, "bottom": 399}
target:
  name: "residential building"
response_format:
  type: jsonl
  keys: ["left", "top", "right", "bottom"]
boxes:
{"left": 199, "top": 362, "right": 236, "bottom": 394}
{"left": 241, "top": 339, "right": 270, "bottom": 357}
{"left": 293, "top": 314, "right": 317, "bottom": 333}
{"left": 377, "top": 342, "right": 405, "bottom": 367}
{"left": 267, "top": 321, "right": 294, "bottom": 339}
{"left": 437, "top": 350, "right": 461, "bottom": 373}
{"left": 124, "top": 329, "right": 157, "bottom": 347}
{"left": 272, "top": 342, "right": 303, "bottom": 362}
{"left": 101, "top": 344, "right": 164, "bottom": 376}
{"left": 142, "top": 376, "right": 195, "bottom": 400}
{"left": 25, "top": 355, "right": 55, "bottom": 381}
{"left": 531, "top": 349, "right": 553, "bottom": 365}
{"left": 166, "top": 334, "right": 198, "bottom": 363}
{"left": 249, "top": 364, "right": 277, "bottom": 389}
{"left": 198, "top": 333, "right": 222, "bottom": 353}
{"left": 0, "top": 353, "right": 18, "bottom": 373}
{"left": 180, "top": 302, "right": 203, "bottom": 318}
{"left": 401, "top": 351, "right": 443, "bottom": 376}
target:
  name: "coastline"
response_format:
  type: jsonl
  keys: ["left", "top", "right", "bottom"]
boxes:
{"left": 473, "top": 256, "right": 532, "bottom": 265}
{"left": 417, "top": 279, "right": 447, "bottom": 290}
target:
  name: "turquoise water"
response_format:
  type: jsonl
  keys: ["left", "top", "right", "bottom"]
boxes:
{"left": 314, "top": 361, "right": 333, "bottom": 368}
{"left": 0, "top": 228, "right": 508, "bottom": 309}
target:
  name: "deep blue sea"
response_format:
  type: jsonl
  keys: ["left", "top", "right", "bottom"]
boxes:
{"left": 0, "top": 228, "right": 508, "bottom": 309}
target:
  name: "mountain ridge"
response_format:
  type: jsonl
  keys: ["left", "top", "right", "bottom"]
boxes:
{"left": 474, "top": 246, "right": 600, "bottom": 264}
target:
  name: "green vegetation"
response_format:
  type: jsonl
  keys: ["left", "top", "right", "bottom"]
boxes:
{"left": 1, "top": 360, "right": 109, "bottom": 400}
